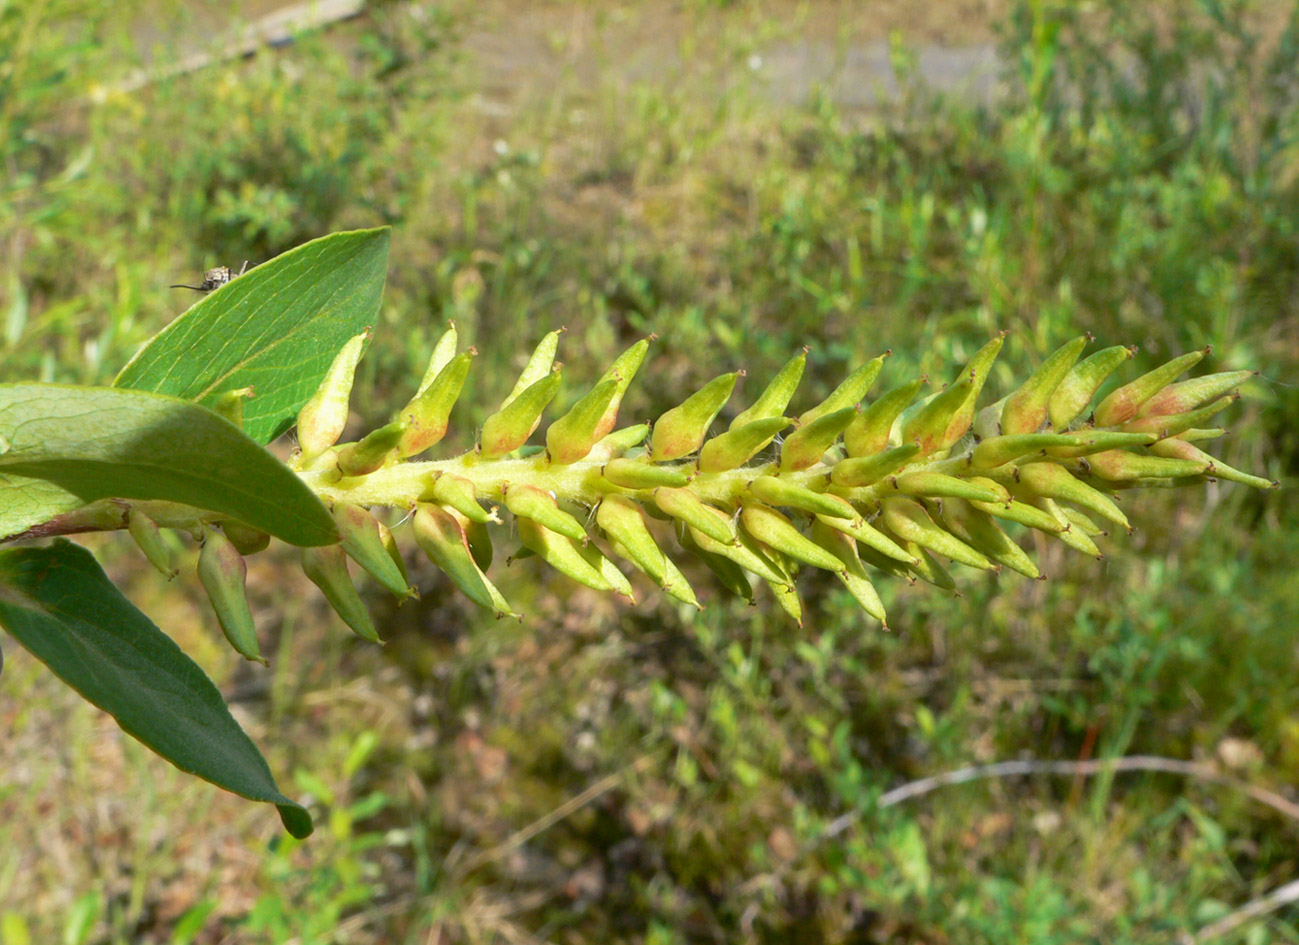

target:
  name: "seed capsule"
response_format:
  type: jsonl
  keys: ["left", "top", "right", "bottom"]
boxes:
{"left": 480, "top": 370, "right": 562, "bottom": 459}
{"left": 891, "top": 471, "right": 1008, "bottom": 505}
{"left": 503, "top": 484, "right": 588, "bottom": 542}
{"left": 597, "top": 494, "right": 666, "bottom": 578}
{"left": 197, "top": 526, "right": 264, "bottom": 663}
{"left": 397, "top": 351, "right": 474, "bottom": 457}
{"left": 678, "top": 526, "right": 755, "bottom": 602}
{"left": 333, "top": 502, "right": 415, "bottom": 598}
{"left": 999, "top": 335, "right": 1089, "bottom": 435}
{"left": 698, "top": 417, "right": 790, "bottom": 472}
{"left": 547, "top": 377, "right": 621, "bottom": 465}
{"left": 413, "top": 504, "right": 516, "bottom": 617}
{"left": 221, "top": 519, "right": 271, "bottom": 556}
{"left": 730, "top": 350, "right": 805, "bottom": 429}
{"left": 797, "top": 354, "right": 886, "bottom": 425}
{"left": 971, "top": 432, "right": 1080, "bottom": 469}
{"left": 586, "top": 424, "right": 651, "bottom": 462}
{"left": 739, "top": 504, "right": 844, "bottom": 572}
{"left": 338, "top": 421, "right": 405, "bottom": 476}
{"left": 940, "top": 335, "right": 1005, "bottom": 448}
{"left": 500, "top": 330, "right": 562, "bottom": 409}
{"left": 1083, "top": 449, "right": 1208, "bottom": 482}
{"left": 415, "top": 322, "right": 459, "bottom": 396}
{"left": 814, "top": 504, "right": 918, "bottom": 565}
{"left": 654, "top": 487, "right": 735, "bottom": 544}
{"left": 593, "top": 337, "right": 652, "bottom": 440}
{"left": 1015, "top": 462, "right": 1129, "bottom": 530}
{"left": 747, "top": 476, "right": 854, "bottom": 519}
{"left": 685, "top": 518, "right": 789, "bottom": 587}
{"left": 936, "top": 498, "right": 1041, "bottom": 579}
{"left": 810, "top": 520, "right": 888, "bottom": 622}
{"left": 1048, "top": 344, "right": 1135, "bottom": 430}
{"left": 780, "top": 406, "right": 857, "bottom": 471}
{"left": 650, "top": 372, "right": 740, "bottom": 462}
{"left": 831, "top": 444, "right": 920, "bottom": 487}
{"left": 1148, "top": 437, "right": 1278, "bottom": 490}
{"left": 1135, "top": 369, "right": 1256, "bottom": 419}
{"left": 1094, "top": 348, "right": 1209, "bottom": 427}
{"left": 844, "top": 378, "right": 925, "bottom": 457}
{"left": 516, "top": 517, "right": 612, "bottom": 592}
{"left": 128, "top": 509, "right": 177, "bottom": 578}
{"left": 1119, "top": 394, "right": 1236, "bottom": 439}
{"left": 1041, "top": 430, "right": 1157, "bottom": 459}
{"left": 602, "top": 457, "right": 690, "bottom": 490}
{"left": 297, "top": 331, "right": 368, "bottom": 458}
{"left": 423, "top": 472, "right": 492, "bottom": 524}
{"left": 301, "top": 544, "right": 381, "bottom": 643}
{"left": 880, "top": 499, "right": 995, "bottom": 571}
{"left": 901, "top": 376, "right": 973, "bottom": 456}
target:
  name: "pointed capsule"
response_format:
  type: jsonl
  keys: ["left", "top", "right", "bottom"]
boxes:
{"left": 297, "top": 331, "right": 368, "bottom": 458}
{"left": 465, "top": 517, "right": 493, "bottom": 571}
{"left": 1048, "top": 344, "right": 1136, "bottom": 430}
{"left": 516, "top": 517, "right": 612, "bottom": 592}
{"left": 597, "top": 495, "right": 666, "bottom": 579}
{"left": 1049, "top": 517, "right": 1103, "bottom": 558}
{"left": 831, "top": 444, "right": 920, "bottom": 487}
{"left": 747, "top": 476, "right": 855, "bottom": 519}
{"left": 1120, "top": 394, "right": 1236, "bottom": 438}
{"left": 333, "top": 502, "right": 414, "bottom": 598}
{"left": 686, "top": 517, "right": 790, "bottom": 587}
{"left": 501, "top": 330, "right": 562, "bottom": 409}
{"left": 937, "top": 335, "right": 1005, "bottom": 449}
{"left": 972, "top": 395, "right": 1009, "bottom": 441}
{"left": 415, "top": 322, "right": 459, "bottom": 396}
{"left": 503, "top": 484, "right": 588, "bottom": 542}
{"left": 678, "top": 527, "right": 755, "bottom": 602}
{"left": 413, "top": 504, "right": 516, "bottom": 616}
{"left": 591, "top": 337, "right": 651, "bottom": 440}
{"left": 221, "top": 519, "right": 271, "bottom": 556}
{"left": 1015, "top": 462, "right": 1129, "bottom": 530}
{"left": 810, "top": 520, "right": 887, "bottom": 623}
{"left": 899, "top": 542, "right": 959, "bottom": 591}
{"left": 731, "top": 350, "right": 805, "bottom": 429}
{"left": 767, "top": 578, "right": 803, "bottom": 625}
{"left": 651, "top": 372, "right": 740, "bottom": 461}
{"left": 814, "top": 504, "right": 918, "bottom": 565}
{"left": 1042, "top": 430, "right": 1158, "bottom": 459}
{"left": 1177, "top": 427, "right": 1227, "bottom": 443}
{"left": 698, "top": 417, "right": 791, "bottom": 472}
{"left": 1093, "top": 348, "right": 1210, "bottom": 427}
{"left": 653, "top": 487, "right": 735, "bottom": 544}
{"left": 586, "top": 423, "right": 651, "bottom": 463}
{"left": 880, "top": 499, "right": 995, "bottom": 571}
{"left": 397, "top": 350, "right": 474, "bottom": 457}
{"left": 937, "top": 498, "right": 1041, "bottom": 579}
{"left": 1083, "top": 449, "right": 1208, "bottom": 482}
{"left": 602, "top": 457, "right": 690, "bottom": 489}
{"left": 1148, "top": 437, "right": 1277, "bottom": 489}
{"left": 576, "top": 541, "right": 635, "bottom": 601}
{"left": 1059, "top": 506, "right": 1105, "bottom": 536}
{"left": 844, "top": 378, "right": 925, "bottom": 457}
{"left": 901, "top": 376, "right": 974, "bottom": 456}
{"left": 211, "top": 386, "right": 255, "bottom": 430}
{"left": 338, "top": 420, "right": 405, "bottom": 476}
{"left": 197, "top": 526, "right": 263, "bottom": 663}
{"left": 423, "top": 472, "right": 492, "bottom": 524}
{"left": 970, "top": 492, "right": 1065, "bottom": 533}
{"left": 1135, "top": 369, "right": 1256, "bottom": 419}
{"left": 547, "top": 377, "right": 621, "bottom": 465}
{"left": 301, "top": 544, "right": 381, "bottom": 643}
{"left": 797, "top": 354, "right": 886, "bottom": 425}
{"left": 1000, "top": 335, "right": 1089, "bottom": 435}
{"left": 739, "top": 504, "right": 844, "bottom": 571}
{"left": 971, "top": 432, "right": 1082, "bottom": 468}
{"left": 479, "top": 370, "right": 562, "bottom": 459}
{"left": 128, "top": 509, "right": 177, "bottom": 578}
{"left": 891, "top": 471, "right": 1008, "bottom": 505}
{"left": 781, "top": 406, "right": 857, "bottom": 471}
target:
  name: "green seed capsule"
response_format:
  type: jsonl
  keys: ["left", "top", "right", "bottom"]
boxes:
{"left": 1093, "top": 348, "right": 1209, "bottom": 427}
{"left": 413, "top": 504, "right": 516, "bottom": 617}
{"left": 1042, "top": 430, "right": 1158, "bottom": 459}
{"left": 297, "top": 331, "right": 368, "bottom": 458}
{"left": 971, "top": 433, "right": 1080, "bottom": 469}
{"left": 301, "top": 544, "right": 381, "bottom": 643}
{"left": 211, "top": 386, "right": 255, "bottom": 430}
{"left": 880, "top": 498, "right": 995, "bottom": 571}
{"left": 939, "top": 335, "right": 1005, "bottom": 449}
{"left": 936, "top": 498, "right": 1041, "bottom": 579}
{"left": 999, "top": 335, "right": 1089, "bottom": 435}
{"left": 547, "top": 377, "right": 621, "bottom": 465}
{"left": 844, "top": 378, "right": 925, "bottom": 457}
{"left": 1135, "top": 369, "right": 1256, "bottom": 419}
{"left": 587, "top": 424, "right": 651, "bottom": 462}
{"left": 333, "top": 502, "right": 414, "bottom": 598}
{"left": 1148, "top": 437, "right": 1278, "bottom": 490}
{"left": 500, "top": 330, "right": 562, "bottom": 409}
{"left": 602, "top": 457, "right": 690, "bottom": 490}
{"left": 651, "top": 372, "right": 740, "bottom": 462}
{"left": 337, "top": 420, "right": 405, "bottom": 476}
{"left": 1015, "top": 462, "right": 1129, "bottom": 531}
{"left": 678, "top": 526, "right": 755, "bottom": 602}
{"left": 730, "top": 350, "right": 806, "bottom": 430}
{"left": 516, "top": 517, "right": 612, "bottom": 592}
{"left": 654, "top": 487, "right": 735, "bottom": 544}
{"left": 747, "top": 476, "right": 854, "bottom": 519}
{"left": 221, "top": 519, "right": 271, "bottom": 556}
{"left": 397, "top": 351, "right": 474, "bottom": 457}
{"left": 197, "top": 526, "right": 263, "bottom": 663}
{"left": 597, "top": 494, "right": 666, "bottom": 579}
{"left": 503, "top": 484, "right": 588, "bottom": 543}
{"left": 739, "top": 504, "right": 844, "bottom": 572}
{"left": 831, "top": 444, "right": 920, "bottom": 487}
{"left": 414, "top": 322, "right": 459, "bottom": 396}
{"left": 685, "top": 518, "right": 789, "bottom": 587}
{"left": 576, "top": 541, "right": 635, "bottom": 601}
{"left": 423, "top": 472, "right": 492, "bottom": 525}
{"left": 465, "top": 517, "right": 493, "bottom": 571}
{"left": 891, "top": 471, "right": 1008, "bottom": 505}
{"left": 127, "top": 509, "right": 177, "bottom": 578}
{"left": 780, "top": 407, "right": 857, "bottom": 471}
{"left": 592, "top": 337, "right": 652, "bottom": 440}
{"left": 767, "top": 577, "right": 803, "bottom": 625}
{"left": 901, "top": 376, "right": 973, "bottom": 456}
{"left": 814, "top": 505, "right": 918, "bottom": 565}
{"left": 1049, "top": 518, "right": 1103, "bottom": 558}
{"left": 797, "top": 354, "right": 886, "bottom": 425}
{"left": 1083, "top": 449, "right": 1208, "bottom": 482}
{"left": 810, "top": 520, "right": 888, "bottom": 623}
{"left": 698, "top": 417, "right": 791, "bottom": 472}
{"left": 480, "top": 370, "right": 562, "bottom": 459}
{"left": 969, "top": 493, "right": 1065, "bottom": 533}
{"left": 1119, "top": 394, "right": 1236, "bottom": 439}
{"left": 1048, "top": 344, "right": 1135, "bottom": 430}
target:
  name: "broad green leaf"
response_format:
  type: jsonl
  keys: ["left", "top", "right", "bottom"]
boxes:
{"left": 0, "top": 384, "right": 336, "bottom": 546}
{"left": 115, "top": 228, "right": 390, "bottom": 444}
{"left": 0, "top": 540, "right": 312, "bottom": 837}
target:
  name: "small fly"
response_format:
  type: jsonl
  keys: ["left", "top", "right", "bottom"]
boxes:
{"left": 171, "top": 260, "right": 249, "bottom": 292}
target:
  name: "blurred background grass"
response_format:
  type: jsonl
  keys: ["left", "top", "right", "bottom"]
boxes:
{"left": 1, "top": 0, "right": 1297, "bottom": 941}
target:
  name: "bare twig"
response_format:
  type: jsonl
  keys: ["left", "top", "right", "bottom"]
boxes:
{"left": 1185, "top": 878, "right": 1299, "bottom": 944}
